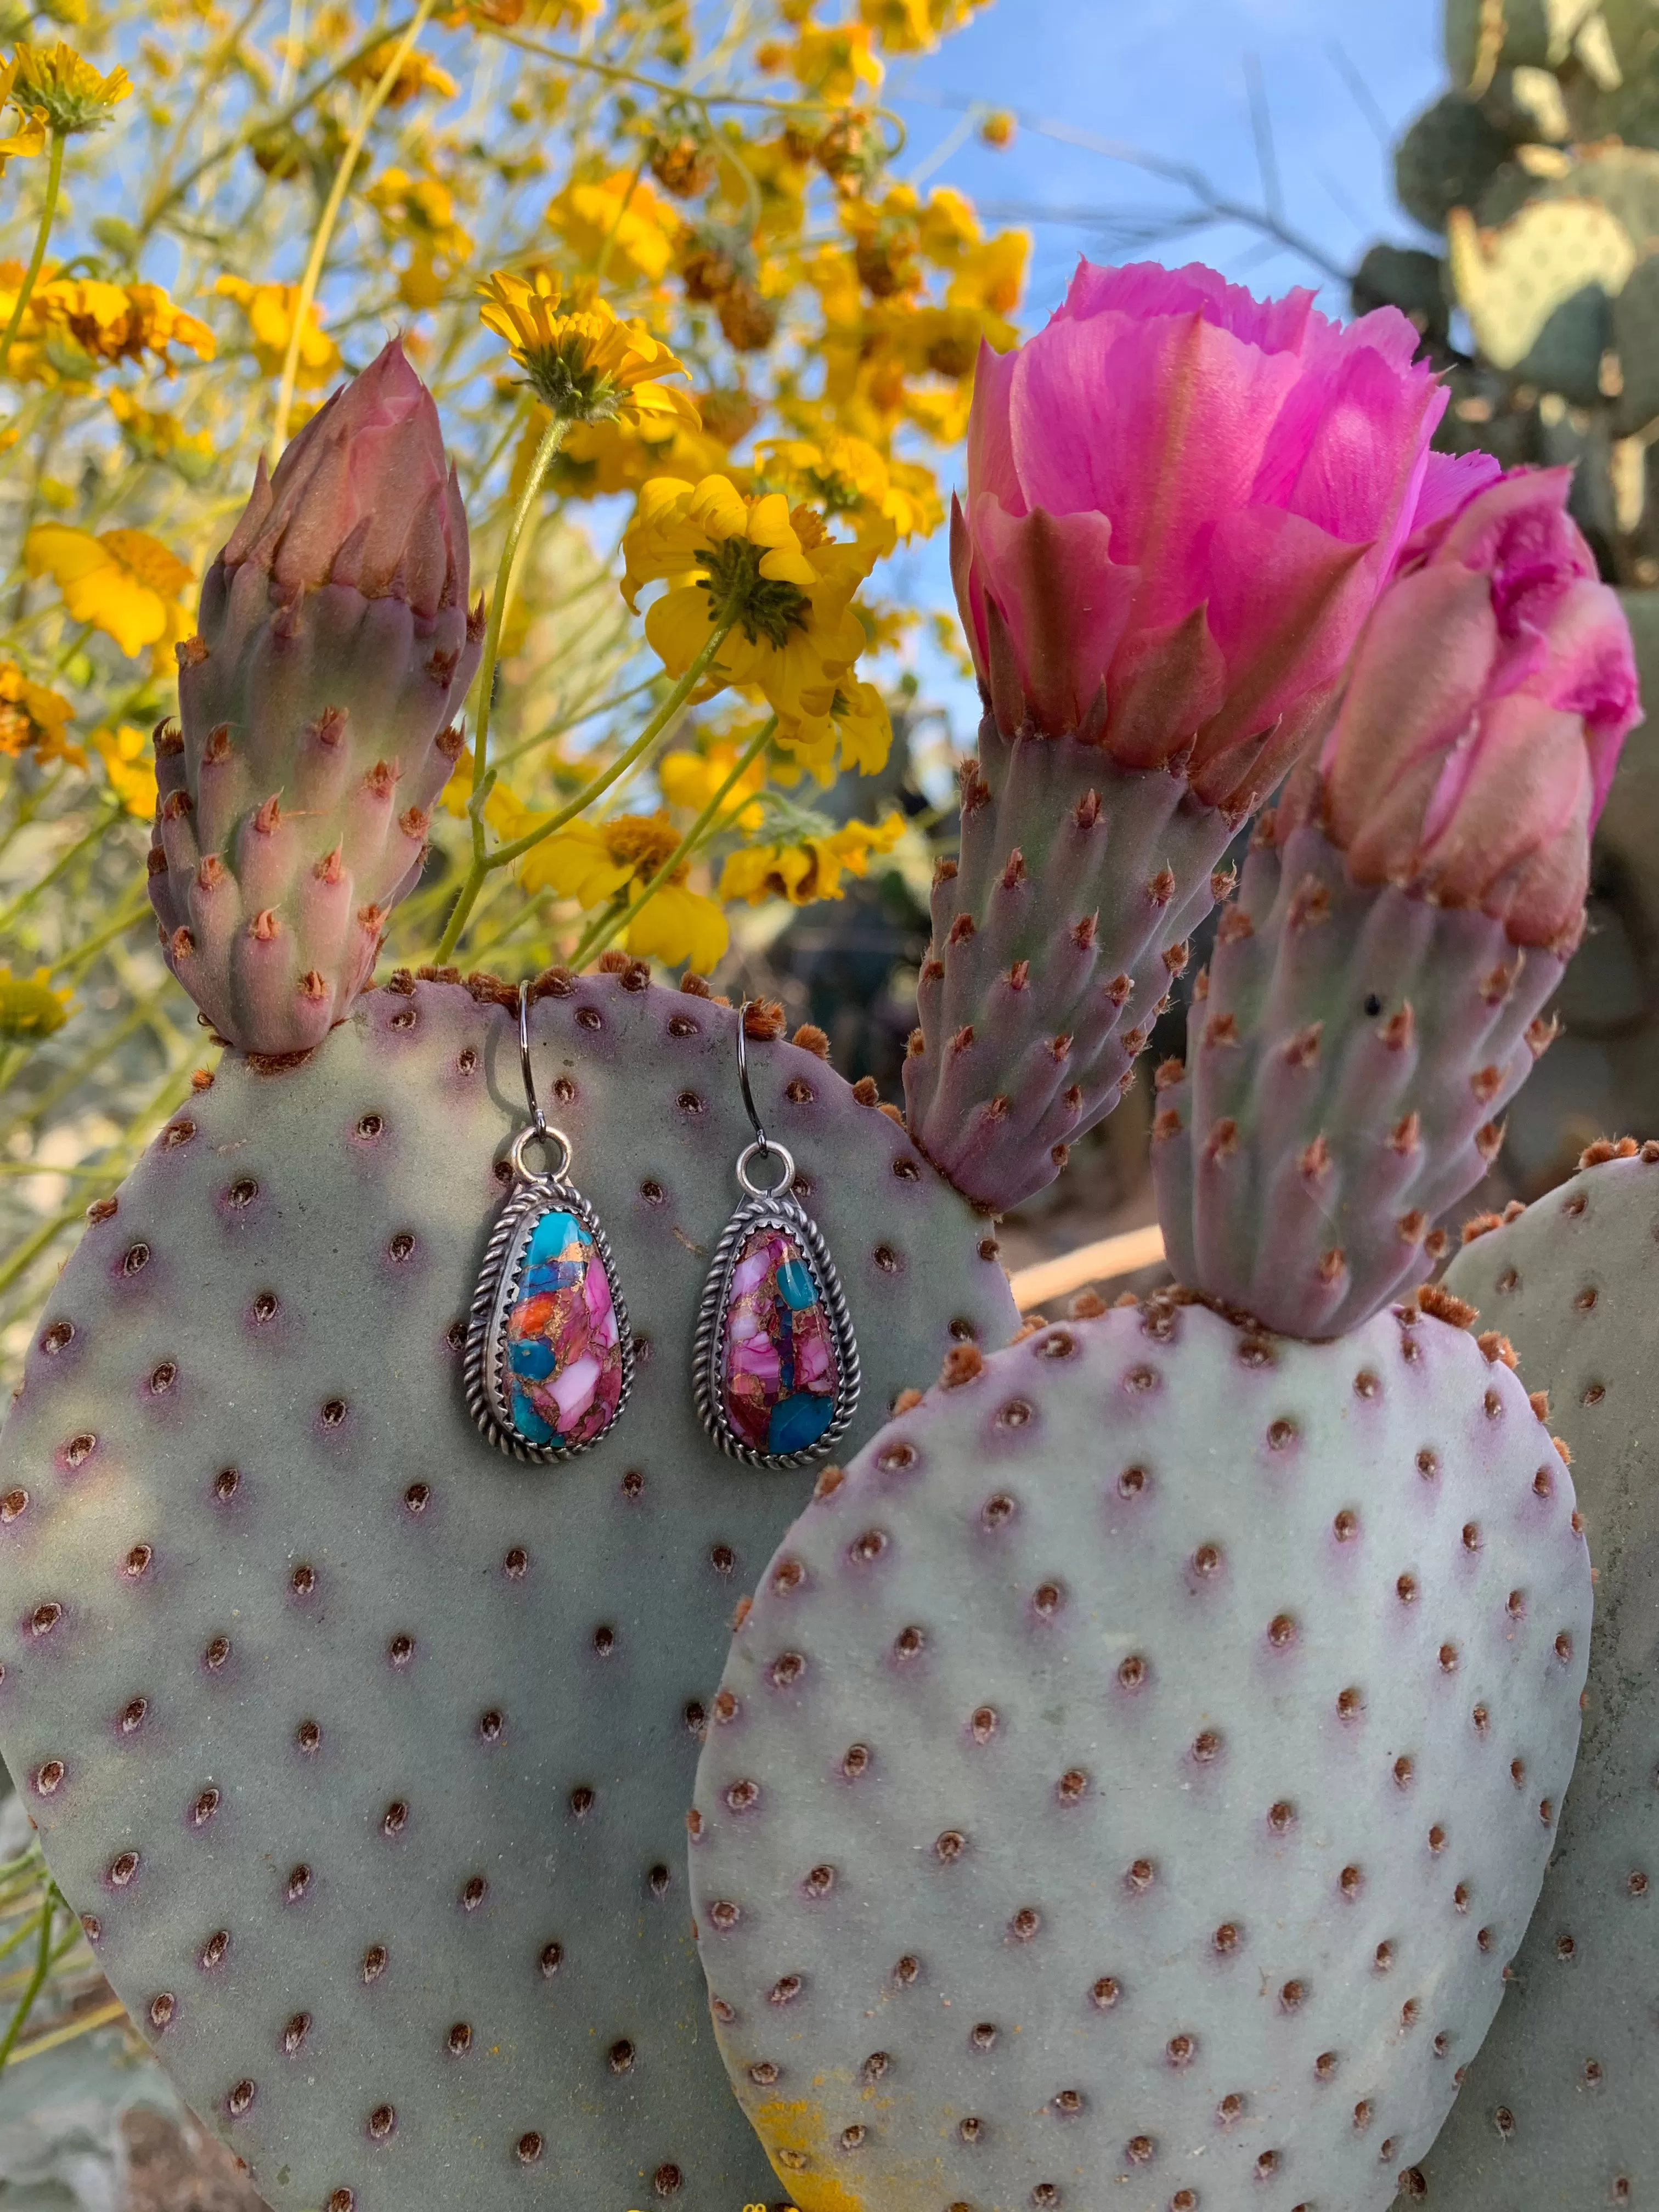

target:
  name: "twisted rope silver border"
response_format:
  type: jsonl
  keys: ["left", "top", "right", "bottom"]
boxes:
{"left": 691, "top": 1189, "right": 861, "bottom": 1469}
{"left": 464, "top": 1174, "right": 635, "bottom": 1464}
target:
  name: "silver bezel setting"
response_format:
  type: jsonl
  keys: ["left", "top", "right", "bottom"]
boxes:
{"left": 465, "top": 1174, "right": 635, "bottom": 1464}
{"left": 692, "top": 1188, "right": 861, "bottom": 1469}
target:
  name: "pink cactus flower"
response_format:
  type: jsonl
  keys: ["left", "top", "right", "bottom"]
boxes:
{"left": 951, "top": 259, "right": 1467, "bottom": 810}
{"left": 1318, "top": 464, "right": 1642, "bottom": 947}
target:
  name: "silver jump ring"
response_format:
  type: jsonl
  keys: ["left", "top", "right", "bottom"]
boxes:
{"left": 510, "top": 1122, "right": 572, "bottom": 1184}
{"left": 736, "top": 1138, "right": 794, "bottom": 1198}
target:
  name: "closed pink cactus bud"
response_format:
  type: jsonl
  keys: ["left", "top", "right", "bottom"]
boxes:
{"left": 150, "top": 339, "right": 482, "bottom": 1055}
{"left": 1318, "top": 465, "right": 1641, "bottom": 948}
{"left": 952, "top": 258, "right": 1464, "bottom": 811}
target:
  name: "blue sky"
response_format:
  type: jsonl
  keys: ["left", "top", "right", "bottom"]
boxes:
{"left": 872, "top": 0, "right": 1451, "bottom": 741}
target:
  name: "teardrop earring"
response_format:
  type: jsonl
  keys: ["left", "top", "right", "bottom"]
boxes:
{"left": 692, "top": 1002, "right": 860, "bottom": 1467}
{"left": 465, "top": 983, "right": 634, "bottom": 1460}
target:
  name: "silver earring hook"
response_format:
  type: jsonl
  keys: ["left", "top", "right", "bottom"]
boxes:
{"left": 511, "top": 981, "right": 572, "bottom": 1184}
{"left": 734, "top": 1000, "right": 794, "bottom": 1197}
{"left": 735, "top": 1000, "right": 768, "bottom": 1156}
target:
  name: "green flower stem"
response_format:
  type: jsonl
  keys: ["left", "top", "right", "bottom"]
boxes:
{"left": 268, "top": 0, "right": 441, "bottom": 460}
{"left": 0, "top": 130, "right": 66, "bottom": 386}
{"left": 573, "top": 714, "right": 776, "bottom": 969}
{"left": 0, "top": 804, "right": 120, "bottom": 939}
{"left": 490, "top": 670, "right": 660, "bottom": 774}
{"left": 432, "top": 608, "right": 738, "bottom": 964}
{"left": 466, "top": 412, "right": 569, "bottom": 808}
{"left": 0, "top": 1891, "right": 54, "bottom": 2070}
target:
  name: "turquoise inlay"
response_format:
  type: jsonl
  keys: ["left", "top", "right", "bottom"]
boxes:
{"left": 768, "top": 1390, "right": 836, "bottom": 1455}
{"left": 775, "top": 1257, "right": 817, "bottom": 1311}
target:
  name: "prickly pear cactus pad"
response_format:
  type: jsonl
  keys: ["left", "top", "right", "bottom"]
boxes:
{"left": 691, "top": 1295, "right": 1590, "bottom": 2212}
{"left": 1153, "top": 810, "right": 1561, "bottom": 1338}
{"left": 0, "top": 970, "right": 1017, "bottom": 2212}
{"left": 1423, "top": 1143, "right": 1659, "bottom": 2207}
{"left": 902, "top": 716, "right": 1232, "bottom": 1215}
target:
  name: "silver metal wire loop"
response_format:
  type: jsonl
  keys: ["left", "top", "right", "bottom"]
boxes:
{"left": 736, "top": 1138, "right": 795, "bottom": 1197}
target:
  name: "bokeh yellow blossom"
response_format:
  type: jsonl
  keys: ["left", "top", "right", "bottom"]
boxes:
{"left": 26, "top": 526, "right": 193, "bottom": 659}
{"left": 546, "top": 168, "right": 678, "bottom": 282}
{"left": 30, "top": 276, "right": 215, "bottom": 370}
{"left": 658, "top": 740, "right": 767, "bottom": 832}
{"left": 720, "top": 812, "right": 905, "bottom": 905}
{"left": 105, "top": 390, "right": 215, "bottom": 477}
{"left": 0, "top": 57, "right": 46, "bottom": 172}
{"left": 0, "top": 968, "right": 72, "bottom": 1042}
{"left": 345, "top": 42, "right": 457, "bottom": 105}
{"left": 367, "top": 167, "right": 474, "bottom": 312}
{"left": 215, "top": 275, "right": 340, "bottom": 385}
{"left": 90, "top": 723, "right": 156, "bottom": 817}
{"left": 859, "top": 0, "right": 994, "bottom": 52}
{"left": 0, "top": 660, "right": 77, "bottom": 763}
{"left": 479, "top": 271, "right": 698, "bottom": 428}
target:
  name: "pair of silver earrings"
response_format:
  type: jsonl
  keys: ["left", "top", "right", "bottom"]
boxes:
{"left": 464, "top": 984, "right": 860, "bottom": 1470}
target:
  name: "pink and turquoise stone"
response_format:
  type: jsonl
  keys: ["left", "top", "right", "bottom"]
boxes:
{"left": 503, "top": 1207, "right": 624, "bottom": 1451}
{"left": 721, "top": 1226, "right": 839, "bottom": 1456}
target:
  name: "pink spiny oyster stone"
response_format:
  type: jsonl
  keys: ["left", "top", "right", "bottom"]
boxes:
{"left": 720, "top": 1226, "right": 838, "bottom": 1455}
{"left": 504, "top": 1207, "right": 623, "bottom": 1449}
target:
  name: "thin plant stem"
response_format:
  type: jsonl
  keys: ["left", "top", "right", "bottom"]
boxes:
{"left": 432, "top": 608, "right": 740, "bottom": 963}
{"left": 0, "top": 131, "right": 66, "bottom": 384}
{"left": 5, "top": 1997, "right": 129, "bottom": 2066}
{"left": 0, "top": 1891, "right": 54, "bottom": 2070}
{"left": 574, "top": 714, "right": 775, "bottom": 967}
{"left": 463, "top": 409, "right": 569, "bottom": 804}
{"left": 50, "top": 890, "right": 153, "bottom": 979}
{"left": 491, "top": 671, "right": 659, "bottom": 772}
{"left": 269, "top": 0, "right": 441, "bottom": 458}
{"left": 0, "top": 806, "right": 120, "bottom": 939}
{"left": 592, "top": 148, "right": 648, "bottom": 288}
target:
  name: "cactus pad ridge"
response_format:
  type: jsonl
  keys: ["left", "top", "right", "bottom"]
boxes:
{"left": 691, "top": 1295, "right": 1590, "bottom": 2211}
{"left": 1152, "top": 812, "right": 1564, "bottom": 1339}
{"left": 1423, "top": 1146, "right": 1659, "bottom": 2204}
{"left": 0, "top": 974, "right": 1015, "bottom": 2210}
{"left": 903, "top": 717, "right": 1233, "bottom": 1214}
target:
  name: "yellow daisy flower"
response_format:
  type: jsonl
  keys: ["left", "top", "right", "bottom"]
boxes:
{"left": 545, "top": 168, "right": 678, "bottom": 283}
{"left": 0, "top": 57, "right": 46, "bottom": 172}
{"left": 479, "top": 270, "right": 698, "bottom": 430}
{"left": 90, "top": 723, "right": 156, "bottom": 818}
{"left": 25, "top": 525, "right": 193, "bottom": 659}
{"left": 658, "top": 738, "right": 767, "bottom": 833}
{"left": 30, "top": 276, "right": 216, "bottom": 370}
{"left": 522, "top": 812, "right": 727, "bottom": 972}
{"left": 0, "top": 966, "right": 72, "bottom": 1042}
{"left": 9, "top": 43, "right": 131, "bottom": 135}
{"left": 773, "top": 680, "right": 893, "bottom": 787}
{"left": 719, "top": 812, "right": 905, "bottom": 906}
{"left": 0, "top": 659, "right": 78, "bottom": 763}
{"left": 622, "top": 475, "right": 890, "bottom": 720}
{"left": 215, "top": 276, "right": 340, "bottom": 386}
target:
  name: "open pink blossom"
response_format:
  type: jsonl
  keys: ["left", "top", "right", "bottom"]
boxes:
{"left": 951, "top": 258, "right": 1465, "bottom": 810}
{"left": 1318, "top": 464, "right": 1641, "bottom": 947}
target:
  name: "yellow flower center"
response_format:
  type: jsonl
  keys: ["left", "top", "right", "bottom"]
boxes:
{"left": 602, "top": 812, "right": 685, "bottom": 882}
{"left": 697, "top": 538, "right": 811, "bottom": 648}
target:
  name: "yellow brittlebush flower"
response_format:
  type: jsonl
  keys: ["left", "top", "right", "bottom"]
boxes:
{"left": 0, "top": 966, "right": 72, "bottom": 1041}
{"left": 763, "top": 24, "right": 883, "bottom": 101}
{"left": 720, "top": 812, "right": 905, "bottom": 906}
{"left": 546, "top": 168, "right": 678, "bottom": 283}
{"left": 556, "top": 407, "right": 731, "bottom": 497}
{"left": 479, "top": 270, "right": 698, "bottom": 430}
{"left": 0, "top": 658, "right": 77, "bottom": 763}
{"left": 9, "top": 42, "right": 129, "bottom": 134}
{"left": 859, "top": 0, "right": 992, "bottom": 51}
{"left": 772, "top": 680, "right": 892, "bottom": 787}
{"left": 345, "top": 41, "right": 457, "bottom": 105}
{"left": 658, "top": 738, "right": 766, "bottom": 833}
{"left": 522, "top": 811, "right": 727, "bottom": 971}
{"left": 0, "top": 57, "right": 46, "bottom": 172}
{"left": 215, "top": 275, "right": 340, "bottom": 385}
{"left": 438, "top": 754, "right": 536, "bottom": 838}
{"left": 28, "top": 276, "right": 215, "bottom": 369}
{"left": 25, "top": 525, "right": 193, "bottom": 658}
{"left": 90, "top": 723, "right": 155, "bottom": 817}
{"left": 105, "top": 390, "right": 215, "bottom": 476}
{"left": 623, "top": 476, "right": 890, "bottom": 719}
{"left": 753, "top": 434, "right": 939, "bottom": 544}
{"left": 367, "top": 167, "right": 473, "bottom": 311}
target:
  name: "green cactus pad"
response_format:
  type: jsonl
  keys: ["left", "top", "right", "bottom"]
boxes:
{"left": 902, "top": 722, "right": 1231, "bottom": 1216}
{"left": 1393, "top": 93, "right": 1511, "bottom": 233}
{"left": 1423, "top": 1143, "right": 1659, "bottom": 2205}
{"left": 0, "top": 971, "right": 1017, "bottom": 2212}
{"left": 1151, "top": 814, "right": 1562, "bottom": 1339}
{"left": 691, "top": 1295, "right": 1591, "bottom": 2212}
